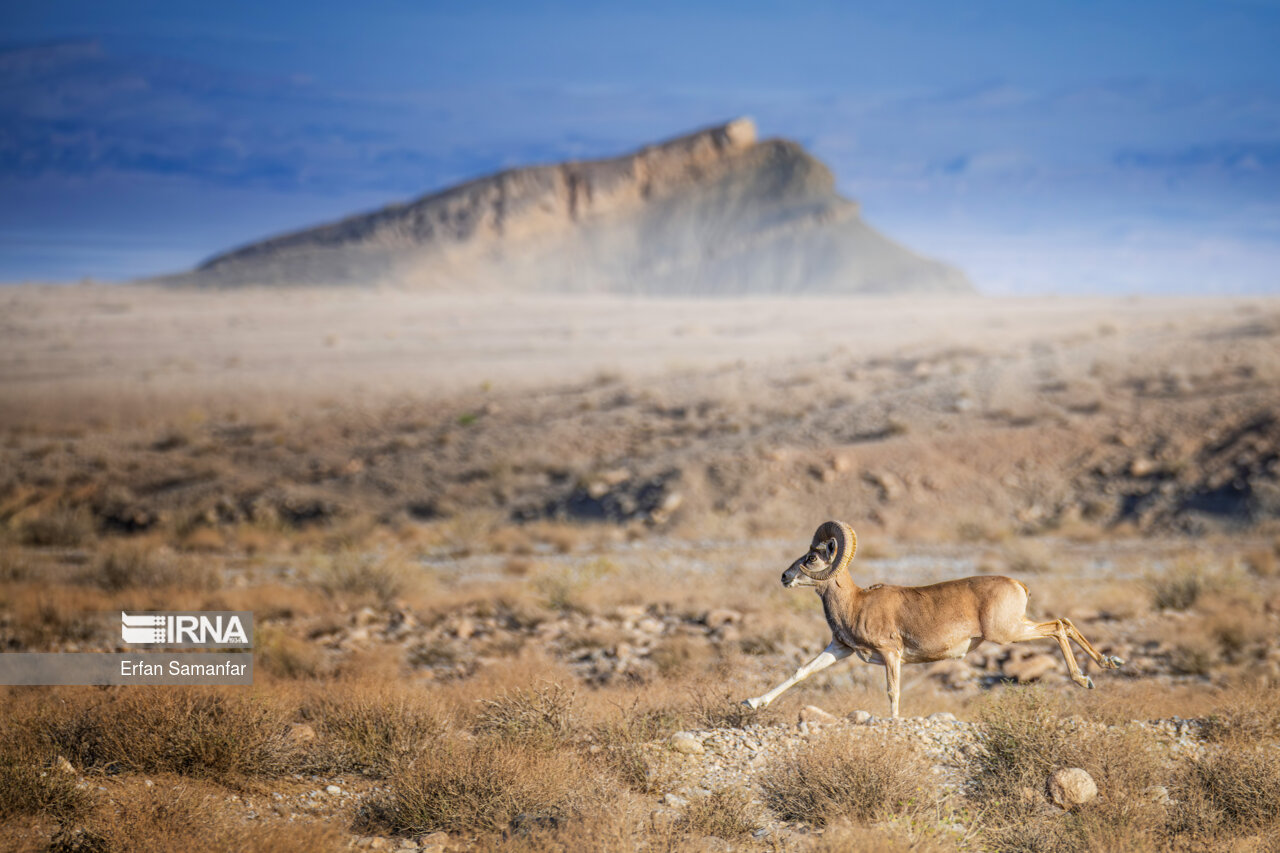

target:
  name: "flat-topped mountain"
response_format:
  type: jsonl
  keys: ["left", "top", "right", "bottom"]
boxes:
{"left": 162, "top": 119, "right": 973, "bottom": 294}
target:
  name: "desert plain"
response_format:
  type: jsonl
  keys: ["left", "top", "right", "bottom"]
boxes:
{"left": 2, "top": 283, "right": 1280, "bottom": 851}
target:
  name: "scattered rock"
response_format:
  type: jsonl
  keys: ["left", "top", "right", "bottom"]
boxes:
{"left": 54, "top": 756, "right": 75, "bottom": 775}
{"left": 928, "top": 711, "right": 958, "bottom": 723}
{"left": 704, "top": 609, "right": 741, "bottom": 629}
{"left": 849, "top": 710, "right": 874, "bottom": 724}
{"left": 1047, "top": 767, "right": 1098, "bottom": 809}
{"left": 671, "top": 732, "right": 705, "bottom": 755}
{"left": 798, "top": 705, "right": 838, "bottom": 725}
{"left": 325, "top": 784, "right": 341, "bottom": 795}
{"left": 1003, "top": 653, "right": 1059, "bottom": 683}
{"left": 286, "top": 723, "right": 317, "bottom": 746}
{"left": 1145, "top": 785, "right": 1172, "bottom": 805}
{"left": 662, "top": 793, "right": 689, "bottom": 808}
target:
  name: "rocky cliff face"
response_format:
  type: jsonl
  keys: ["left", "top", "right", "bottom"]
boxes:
{"left": 168, "top": 119, "right": 973, "bottom": 295}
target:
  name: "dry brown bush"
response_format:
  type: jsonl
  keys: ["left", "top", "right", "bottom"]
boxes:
{"left": 18, "top": 507, "right": 96, "bottom": 548}
{"left": 22, "top": 687, "right": 294, "bottom": 780}
{"left": 760, "top": 730, "right": 938, "bottom": 826}
{"left": 970, "top": 689, "right": 1168, "bottom": 853}
{"left": 0, "top": 740, "right": 89, "bottom": 823}
{"left": 311, "top": 549, "right": 421, "bottom": 604}
{"left": 1171, "top": 740, "right": 1280, "bottom": 840}
{"left": 54, "top": 778, "right": 345, "bottom": 853}
{"left": 1146, "top": 560, "right": 1207, "bottom": 611}
{"left": 256, "top": 625, "right": 329, "bottom": 680}
{"left": 295, "top": 682, "right": 447, "bottom": 776}
{"left": 88, "top": 540, "right": 216, "bottom": 591}
{"left": 1243, "top": 546, "right": 1278, "bottom": 578}
{"left": 1001, "top": 538, "right": 1056, "bottom": 575}
{"left": 805, "top": 820, "right": 961, "bottom": 853}
{"left": 675, "top": 787, "right": 760, "bottom": 838}
{"left": 1201, "top": 683, "right": 1280, "bottom": 742}
{"left": 360, "top": 739, "right": 606, "bottom": 836}
{"left": 473, "top": 682, "right": 578, "bottom": 749}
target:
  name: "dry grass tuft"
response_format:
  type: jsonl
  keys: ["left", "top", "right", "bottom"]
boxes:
{"left": 474, "top": 682, "right": 578, "bottom": 749}
{"left": 760, "top": 730, "right": 937, "bottom": 826}
{"left": 312, "top": 549, "right": 421, "bottom": 604}
{"left": 1146, "top": 560, "right": 1207, "bottom": 611}
{"left": 89, "top": 540, "right": 216, "bottom": 591}
{"left": 296, "top": 682, "right": 448, "bottom": 776}
{"left": 360, "top": 739, "right": 604, "bottom": 835}
{"left": 18, "top": 507, "right": 96, "bottom": 548}
{"left": 0, "top": 742, "right": 89, "bottom": 823}
{"left": 675, "top": 787, "right": 760, "bottom": 838}
{"left": 24, "top": 687, "right": 294, "bottom": 780}
{"left": 971, "top": 689, "right": 1168, "bottom": 853}
{"left": 1171, "top": 741, "right": 1280, "bottom": 839}
{"left": 54, "top": 779, "right": 345, "bottom": 853}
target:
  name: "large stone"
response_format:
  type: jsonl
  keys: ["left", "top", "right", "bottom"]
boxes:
{"left": 286, "top": 723, "right": 317, "bottom": 745}
{"left": 798, "top": 705, "right": 838, "bottom": 725}
{"left": 670, "top": 732, "right": 704, "bottom": 755}
{"left": 1047, "top": 767, "right": 1098, "bottom": 809}
{"left": 704, "top": 609, "right": 741, "bottom": 629}
{"left": 849, "top": 709, "right": 874, "bottom": 725}
{"left": 1003, "top": 653, "right": 1059, "bottom": 683}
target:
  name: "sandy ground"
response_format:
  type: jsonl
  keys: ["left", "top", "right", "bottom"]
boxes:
{"left": 2, "top": 284, "right": 1272, "bottom": 426}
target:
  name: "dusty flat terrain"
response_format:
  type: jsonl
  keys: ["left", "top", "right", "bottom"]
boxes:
{"left": 1, "top": 285, "right": 1271, "bottom": 424}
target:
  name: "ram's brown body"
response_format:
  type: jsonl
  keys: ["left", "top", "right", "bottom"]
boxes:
{"left": 744, "top": 521, "right": 1123, "bottom": 717}
{"left": 820, "top": 574, "right": 1029, "bottom": 665}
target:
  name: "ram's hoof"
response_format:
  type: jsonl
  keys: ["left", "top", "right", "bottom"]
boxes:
{"left": 1104, "top": 655, "right": 1125, "bottom": 669}
{"left": 742, "top": 698, "right": 762, "bottom": 710}
{"left": 1085, "top": 676, "right": 1095, "bottom": 689}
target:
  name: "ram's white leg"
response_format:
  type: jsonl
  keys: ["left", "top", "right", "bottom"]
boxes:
{"left": 743, "top": 641, "right": 853, "bottom": 709}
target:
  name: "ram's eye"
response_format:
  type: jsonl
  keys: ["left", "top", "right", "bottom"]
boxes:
{"left": 806, "top": 555, "right": 817, "bottom": 564}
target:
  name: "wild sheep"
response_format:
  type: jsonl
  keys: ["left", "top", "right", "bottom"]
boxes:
{"left": 743, "top": 521, "right": 1124, "bottom": 717}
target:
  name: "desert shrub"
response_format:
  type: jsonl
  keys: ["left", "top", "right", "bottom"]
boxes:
{"left": 806, "top": 820, "right": 960, "bottom": 853}
{"left": 649, "top": 634, "right": 713, "bottom": 676}
{"left": 255, "top": 626, "right": 327, "bottom": 680}
{"left": 52, "top": 780, "right": 345, "bottom": 853}
{"left": 298, "top": 684, "right": 447, "bottom": 776}
{"left": 591, "top": 703, "right": 680, "bottom": 794}
{"left": 474, "top": 682, "right": 577, "bottom": 749}
{"left": 1002, "top": 538, "right": 1055, "bottom": 575}
{"left": 33, "top": 687, "right": 293, "bottom": 779}
{"left": 1243, "top": 547, "right": 1277, "bottom": 578}
{"left": 970, "top": 690, "right": 1167, "bottom": 853}
{"left": 675, "top": 787, "right": 760, "bottom": 838}
{"left": 1201, "top": 684, "right": 1280, "bottom": 742}
{"left": 19, "top": 508, "right": 95, "bottom": 548}
{"left": 361, "top": 739, "right": 603, "bottom": 835}
{"left": 0, "top": 742, "right": 89, "bottom": 823}
{"left": 1146, "top": 561, "right": 1206, "bottom": 611}
{"left": 1171, "top": 741, "right": 1280, "bottom": 839}
{"left": 0, "top": 546, "right": 31, "bottom": 581}
{"left": 761, "top": 730, "right": 936, "bottom": 826}
{"left": 89, "top": 541, "right": 216, "bottom": 591}
{"left": 684, "top": 685, "right": 759, "bottom": 730}
{"left": 314, "top": 550, "right": 417, "bottom": 604}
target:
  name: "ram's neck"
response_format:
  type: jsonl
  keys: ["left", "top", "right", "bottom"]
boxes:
{"left": 816, "top": 572, "right": 861, "bottom": 630}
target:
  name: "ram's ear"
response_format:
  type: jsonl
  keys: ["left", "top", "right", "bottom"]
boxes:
{"left": 817, "top": 539, "right": 836, "bottom": 561}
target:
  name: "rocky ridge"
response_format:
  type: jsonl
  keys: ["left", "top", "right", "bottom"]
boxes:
{"left": 161, "top": 119, "right": 972, "bottom": 295}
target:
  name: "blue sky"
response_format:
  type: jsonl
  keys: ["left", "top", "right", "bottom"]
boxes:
{"left": 3, "top": 1, "right": 1280, "bottom": 293}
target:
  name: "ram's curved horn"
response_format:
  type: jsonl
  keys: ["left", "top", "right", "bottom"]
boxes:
{"left": 800, "top": 521, "right": 856, "bottom": 580}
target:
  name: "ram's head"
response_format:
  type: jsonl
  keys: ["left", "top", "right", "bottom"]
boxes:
{"left": 781, "top": 521, "right": 857, "bottom": 588}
